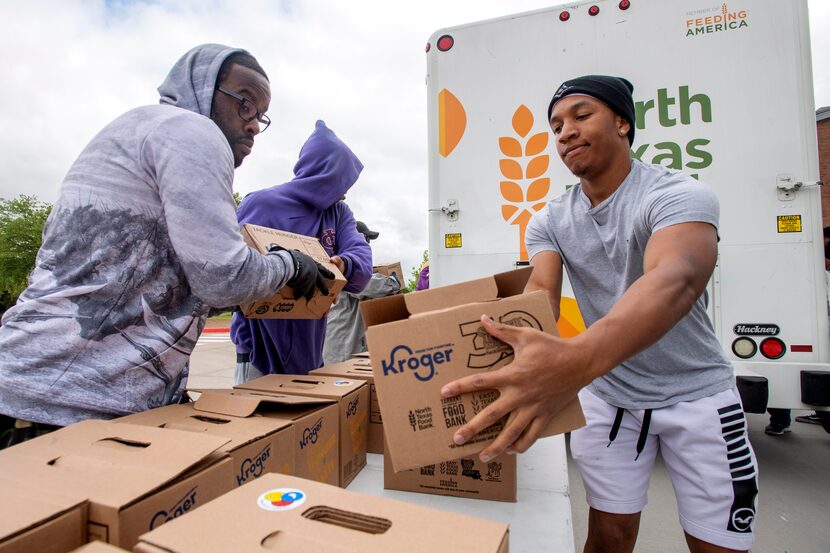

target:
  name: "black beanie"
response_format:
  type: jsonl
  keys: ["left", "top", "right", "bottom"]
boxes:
{"left": 547, "top": 75, "right": 636, "bottom": 145}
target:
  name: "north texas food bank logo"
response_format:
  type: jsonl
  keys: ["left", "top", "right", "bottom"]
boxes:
{"left": 685, "top": 3, "right": 749, "bottom": 37}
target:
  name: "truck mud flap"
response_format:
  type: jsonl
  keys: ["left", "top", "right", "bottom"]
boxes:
{"left": 800, "top": 370, "right": 830, "bottom": 407}
{"left": 735, "top": 376, "right": 768, "bottom": 414}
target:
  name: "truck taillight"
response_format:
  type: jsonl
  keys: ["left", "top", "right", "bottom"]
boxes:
{"left": 732, "top": 337, "right": 757, "bottom": 359}
{"left": 588, "top": 5, "right": 600, "bottom": 16}
{"left": 437, "top": 35, "right": 454, "bottom": 52}
{"left": 559, "top": 11, "right": 570, "bottom": 21}
{"left": 425, "top": 42, "right": 431, "bottom": 53}
{"left": 619, "top": 0, "right": 631, "bottom": 9}
{"left": 760, "top": 337, "right": 786, "bottom": 360}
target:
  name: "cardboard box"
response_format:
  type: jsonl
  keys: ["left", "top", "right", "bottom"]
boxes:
{"left": 361, "top": 267, "right": 585, "bottom": 471}
{"left": 373, "top": 261, "right": 405, "bottom": 287}
{"left": 0, "top": 482, "right": 87, "bottom": 553}
{"left": 117, "top": 399, "right": 294, "bottom": 489}
{"left": 70, "top": 543, "right": 130, "bottom": 552}
{"left": 240, "top": 224, "right": 346, "bottom": 319}
{"left": 383, "top": 442, "right": 517, "bottom": 502}
{"left": 310, "top": 356, "right": 384, "bottom": 453}
{"left": 0, "top": 420, "right": 234, "bottom": 550}
{"left": 134, "top": 473, "right": 509, "bottom": 553}
{"left": 186, "top": 388, "right": 341, "bottom": 487}
{"left": 236, "top": 375, "right": 369, "bottom": 487}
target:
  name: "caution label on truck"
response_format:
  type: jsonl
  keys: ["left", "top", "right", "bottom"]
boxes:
{"left": 777, "top": 215, "right": 802, "bottom": 233}
{"left": 445, "top": 233, "right": 462, "bottom": 248}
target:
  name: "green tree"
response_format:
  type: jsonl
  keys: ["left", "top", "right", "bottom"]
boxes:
{"left": 0, "top": 195, "right": 52, "bottom": 311}
{"left": 232, "top": 191, "right": 243, "bottom": 206}
{"left": 402, "top": 249, "right": 428, "bottom": 294}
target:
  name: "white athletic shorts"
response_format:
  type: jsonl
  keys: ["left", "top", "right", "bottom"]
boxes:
{"left": 570, "top": 387, "right": 758, "bottom": 551}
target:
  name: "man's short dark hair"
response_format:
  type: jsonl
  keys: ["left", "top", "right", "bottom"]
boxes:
{"left": 216, "top": 52, "right": 269, "bottom": 87}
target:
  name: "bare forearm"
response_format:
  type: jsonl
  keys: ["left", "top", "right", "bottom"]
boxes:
{"left": 526, "top": 279, "right": 560, "bottom": 321}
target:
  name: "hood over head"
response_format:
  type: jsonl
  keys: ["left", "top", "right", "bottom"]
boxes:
{"left": 237, "top": 120, "right": 363, "bottom": 236}
{"left": 158, "top": 43, "right": 247, "bottom": 117}
{"left": 290, "top": 120, "right": 364, "bottom": 210}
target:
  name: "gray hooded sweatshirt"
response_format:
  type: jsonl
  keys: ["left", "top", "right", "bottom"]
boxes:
{"left": 0, "top": 44, "right": 293, "bottom": 426}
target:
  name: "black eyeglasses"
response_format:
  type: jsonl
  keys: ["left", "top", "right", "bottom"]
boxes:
{"left": 217, "top": 86, "right": 271, "bottom": 132}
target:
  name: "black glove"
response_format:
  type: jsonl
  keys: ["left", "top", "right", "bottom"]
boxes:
{"left": 271, "top": 246, "right": 335, "bottom": 301}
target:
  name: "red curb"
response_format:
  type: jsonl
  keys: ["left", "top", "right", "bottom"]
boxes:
{"left": 203, "top": 327, "right": 230, "bottom": 333}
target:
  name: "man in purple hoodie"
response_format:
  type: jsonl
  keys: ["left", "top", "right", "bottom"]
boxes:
{"left": 231, "top": 120, "right": 373, "bottom": 380}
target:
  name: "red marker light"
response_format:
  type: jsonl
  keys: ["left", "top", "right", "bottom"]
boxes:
{"left": 760, "top": 337, "right": 786, "bottom": 360}
{"left": 425, "top": 42, "right": 431, "bottom": 53}
{"left": 589, "top": 5, "right": 600, "bottom": 16}
{"left": 437, "top": 35, "right": 454, "bottom": 52}
{"left": 619, "top": 0, "right": 631, "bottom": 10}
{"left": 559, "top": 11, "right": 570, "bottom": 21}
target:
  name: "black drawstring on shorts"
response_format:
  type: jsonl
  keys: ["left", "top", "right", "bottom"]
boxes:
{"left": 607, "top": 407, "right": 653, "bottom": 461}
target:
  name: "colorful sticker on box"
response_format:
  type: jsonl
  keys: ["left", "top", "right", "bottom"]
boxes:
{"left": 334, "top": 379, "right": 354, "bottom": 387}
{"left": 257, "top": 488, "right": 306, "bottom": 511}
{"left": 777, "top": 215, "right": 802, "bottom": 233}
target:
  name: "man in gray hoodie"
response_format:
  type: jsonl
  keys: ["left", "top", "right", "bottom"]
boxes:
{"left": 0, "top": 44, "right": 329, "bottom": 444}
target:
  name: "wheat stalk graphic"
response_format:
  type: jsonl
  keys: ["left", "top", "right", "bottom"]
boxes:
{"left": 499, "top": 104, "right": 550, "bottom": 261}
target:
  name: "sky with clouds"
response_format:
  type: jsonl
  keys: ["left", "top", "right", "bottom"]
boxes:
{"left": 2, "top": 0, "right": 829, "bottom": 278}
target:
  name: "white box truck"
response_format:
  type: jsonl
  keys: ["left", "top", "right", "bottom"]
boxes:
{"left": 426, "top": 0, "right": 830, "bottom": 417}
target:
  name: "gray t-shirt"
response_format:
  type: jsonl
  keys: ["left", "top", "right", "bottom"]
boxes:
{"left": 526, "top": 159, "right": 733, "bottom": 409}
{"left": 323, "top": 273, "right": 400, "bottom": 365}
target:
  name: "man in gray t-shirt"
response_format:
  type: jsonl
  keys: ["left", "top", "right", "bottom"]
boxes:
{"left": 441, "top": 76, "right": 757, "bottom": 552}
{"left": 0, "top": 44, "right": 331, "bottom": 443}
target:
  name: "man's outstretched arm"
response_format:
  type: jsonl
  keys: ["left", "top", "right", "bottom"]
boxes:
{"left": 440, "top": 221, "right": 718, "bottom": 461}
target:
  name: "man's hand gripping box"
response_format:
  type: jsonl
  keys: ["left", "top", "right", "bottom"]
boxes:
{"left": 240, "top": 224, "right": 346, "bottom": 319}
{"left": 361, "top": 267, "right": 585, "bottom": 472}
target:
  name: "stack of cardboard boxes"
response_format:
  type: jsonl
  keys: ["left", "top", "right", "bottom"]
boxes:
{"left": 235, "top": 374, "right": 369, "bottom": 487}
{"left": 0, "top": 223, "right": 585, "bottom": 551}
{"left": 310, "top": 357, "right": 381, "bottom": 453}
{"left": 0, "top": 421, "right": 234, "bottom": 549}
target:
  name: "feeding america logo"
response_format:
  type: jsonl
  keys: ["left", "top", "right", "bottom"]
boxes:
{"left": 685, "top": 3, "right": 748, "bottom": 37}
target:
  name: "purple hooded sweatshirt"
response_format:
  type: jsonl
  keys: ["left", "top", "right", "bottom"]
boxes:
{"left": 230, "top": 120, "right": 373, "bottom": 374}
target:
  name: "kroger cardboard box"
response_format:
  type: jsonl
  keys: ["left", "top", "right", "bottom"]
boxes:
{"left": 373, "top": 261, "right": 405, "bottom": 287}
{"left": 310, "top": 356, "right": 384, "bottom": 453}
{"left": 0, "top": 420, "right": 233, "bottom": 550}
{"left": 361, "top": 267, "right": 585, "bottom": 471}
{"left": 188, "top": 388, "right": 341, "bottom": 487}
{"left": 237, "top": 375, "right": 369, "bottom": 487}
{"left": 240, "top": 223, "right": 346, "bottom": 319}
{"left": 134, "top": 473, "right": 509, "bottom": 553}
{"left": 0, "top": 482, "right": 87, "bottom": 553}
{"left": 117, "top": 399, "right": 293, "bottom": 489}
{"left": 383, "top": 441, "right": 517, "bottom": 502}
